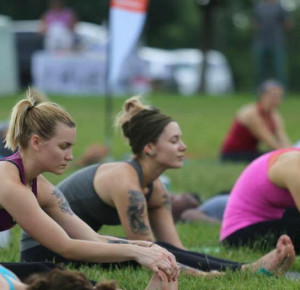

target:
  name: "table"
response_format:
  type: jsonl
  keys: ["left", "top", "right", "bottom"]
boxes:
{"left": 31, "top": 51, "right": 107, "bottom": 95}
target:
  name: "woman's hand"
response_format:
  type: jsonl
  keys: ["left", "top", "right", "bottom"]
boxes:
{"left": 134, "top": 245, "right": 180, "bottom": 281}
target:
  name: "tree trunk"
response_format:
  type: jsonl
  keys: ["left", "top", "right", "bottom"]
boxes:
{"left": 198, "top": 2, "right": 215, "bottom": 93}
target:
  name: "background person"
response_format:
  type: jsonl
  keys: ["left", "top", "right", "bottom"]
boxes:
{"left": 40, "top": 0, "right": 78, "bottom": 51}
{"left": 0, "top": 90, "right": 179, "bottom": 282}
{"left": 0, "top": 265, "right": 177, "bottom": 290}
{"left": 220, "top": 79, "right": 291, "bottom": 163}
{"left": 21, "top": 96, "right": 295, "bottom": 277}
{"left": 180, "top": 193, "right": 229, "bottom": 224}
{"left": 253, "top": 0, "right": 292, "bottom": 88}
{"left": 221, "top": 148, "right": 300, "bottom": 254}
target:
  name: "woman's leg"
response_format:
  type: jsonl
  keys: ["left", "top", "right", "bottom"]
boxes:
{"left": 181, "top": 194, "right": 230, "bottom": 223}
{"left": 156, "top": 241, "right": 242, "bottom": 272}
{"left": 241, "top": 235, "right": 295, "bottom": 276}
{"left": 223, "top": 217, "right": 300, "bottom": 254}
{"left": 157, "top": 235, "right": 294, "bottom": 275}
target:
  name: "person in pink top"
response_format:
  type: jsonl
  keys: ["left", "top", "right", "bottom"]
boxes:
{"left": 221, "top": 148, "right": 300, "bottom": 253}
{"left": 220, "top": 80, "right": 291, "bottom": 163}
{"left": 40, "top": 0, "right": 78, "bottom": 51}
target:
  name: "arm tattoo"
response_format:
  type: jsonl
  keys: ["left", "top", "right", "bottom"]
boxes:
{"left": 107, "top": 239, "right": 129, "bottom": 244}
{"left": 51, "top": 188, "right": 74, "bottom": 216}
{"left": 127, "top": 190, "right": 150, "bottom": 235}
{"left": 161, "top": 193, "right": 171, "bottom": 211}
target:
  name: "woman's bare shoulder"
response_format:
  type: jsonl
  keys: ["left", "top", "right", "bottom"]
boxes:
{"left": 237, "top": 103, "right": 256, "bottom": 115}
{"left": 237, "top": 103, "right": 258, "bottom": 123}
{"left": 0, "top": 160, "right": 21, "bottom": 183}
{"left": 95, "top": 162, "right": 140, "bottom": 190}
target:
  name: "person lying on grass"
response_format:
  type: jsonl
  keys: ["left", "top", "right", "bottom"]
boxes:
{"left": 21, "top": 96, "right": 295, "bottom": 278}
{"left": 0, "top": 264, "right": 178, "bottom": 290}
{"left": 0, "top": 90, "right": 179, "bottom": 283}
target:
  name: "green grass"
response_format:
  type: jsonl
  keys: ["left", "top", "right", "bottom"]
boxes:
{"left": 1, "top": 92, "right": 300, "bottom": 289}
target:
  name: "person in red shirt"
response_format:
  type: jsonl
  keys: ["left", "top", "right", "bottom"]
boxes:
{"left": 220, "top": 79, "right": 291, "bottom": 163}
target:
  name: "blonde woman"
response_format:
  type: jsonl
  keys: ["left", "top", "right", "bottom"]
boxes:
{"left": 0, "top": 90, "right": 179, "bottom": 282}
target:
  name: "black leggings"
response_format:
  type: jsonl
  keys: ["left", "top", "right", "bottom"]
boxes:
{"left": 21, "top": 242, "right": 242, "bottom": 272}
{"left": 156, "top": 241, "right": 242, "bottom": 272}
{"left": 0, "top": 262, "right": 60, "bottom": 281}
{"left": 223, "top": 208, "right": 300, "bottom": 254}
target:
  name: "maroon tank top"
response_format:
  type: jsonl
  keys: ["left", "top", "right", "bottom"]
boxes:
{"left": 221, "top": 103, "right": 277, "bottom": 153}
{"left": 0, "top": 152, "right": 37, "bottom": 231}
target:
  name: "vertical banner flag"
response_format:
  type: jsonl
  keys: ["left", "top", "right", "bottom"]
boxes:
{"left": 107, "top": 0, "right": 149, "bottom": 91}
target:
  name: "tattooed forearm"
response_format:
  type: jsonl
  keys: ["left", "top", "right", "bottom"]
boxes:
{"left": 51, "top": 188, "right": 74, "bottom": 215}
{"left": 127, "top": 190, "right": 150, "bottom": 235}
{"left": 161, "top": 193, "right": 171, "bottom": 211}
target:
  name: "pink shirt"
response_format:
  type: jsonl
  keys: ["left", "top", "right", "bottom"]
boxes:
{"left": 220, "top": 148, "right": 298, "bottom": 241}
{"left": 44, "top": 8, "right": 75, "bottom": 30}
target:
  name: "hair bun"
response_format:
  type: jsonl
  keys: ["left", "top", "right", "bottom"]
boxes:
{"left": 122, "top": 121, "right": 131, "bottom": 138}
{"left": 124, "top": 98, "right": 138, "bottom": 112}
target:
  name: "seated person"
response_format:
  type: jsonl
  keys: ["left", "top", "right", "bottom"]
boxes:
{"left": 168, "top": 192, "right": 201, "bottom": 222}
{"left": 220, "top": 148, "right": 300, "bottom": 254}
{"left": 40, "top": 0, "right": 78, "bottom": 51}
{"left": 220, "top": 79, "right": 291, "bottom": 163}
{"left": 0, "top": 90, "right": 179, "bottom": 282}
{"left": 180, "top": 193, "right": 230, "bottom": 224}
{"left": 21, "top": 96, "right": 295, "bottom": 277}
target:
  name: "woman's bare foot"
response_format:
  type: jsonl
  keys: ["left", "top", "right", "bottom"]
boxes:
{"left": 145, "top": 271, "right": 178, "bottom": 290}
{"left": 241, "top": 235, "right": 295, "bottom": 276}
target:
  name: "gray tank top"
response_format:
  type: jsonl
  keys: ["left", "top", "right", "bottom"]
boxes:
{"left": 21, "top": 159, "right": 153, "bottom": 252}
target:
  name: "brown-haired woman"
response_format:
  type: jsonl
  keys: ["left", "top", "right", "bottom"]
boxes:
{"left": 0, "top": 90, "right": 179, "bottom": 283}
{"left": 21, "top": 96, "right": 295, "bottom": 277}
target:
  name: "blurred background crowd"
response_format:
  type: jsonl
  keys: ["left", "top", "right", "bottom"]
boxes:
{"left": 1, "top": 0, "right": 300, "bottom": 97}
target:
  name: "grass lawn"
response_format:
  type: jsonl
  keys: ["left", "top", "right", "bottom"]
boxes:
{"left": 0, "top": 92, "right": 300, "bottom": 289}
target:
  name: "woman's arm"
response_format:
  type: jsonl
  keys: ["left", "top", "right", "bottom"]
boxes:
{"left": 113, "top": 184, "right": 155, "bottom": 241}
{"left": 148, "top": 181, "right": 184, "bottom": 248}
{"left": 241, "top": 109, "right": 284, "bottom": 150}
{"left": 39, "top": 14, "right": 47, "bottom": 34}
{"left": 273, "top": 113, "right": 291, "bottom": 147}
{"left": 0, "top": 165, "right": 178, "bottom": 278}
{"left": 111, "top": 173, "right": 184, "bottom": 248}
{"left": 38, "top": 176, "right": 158, "bottom": 249}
